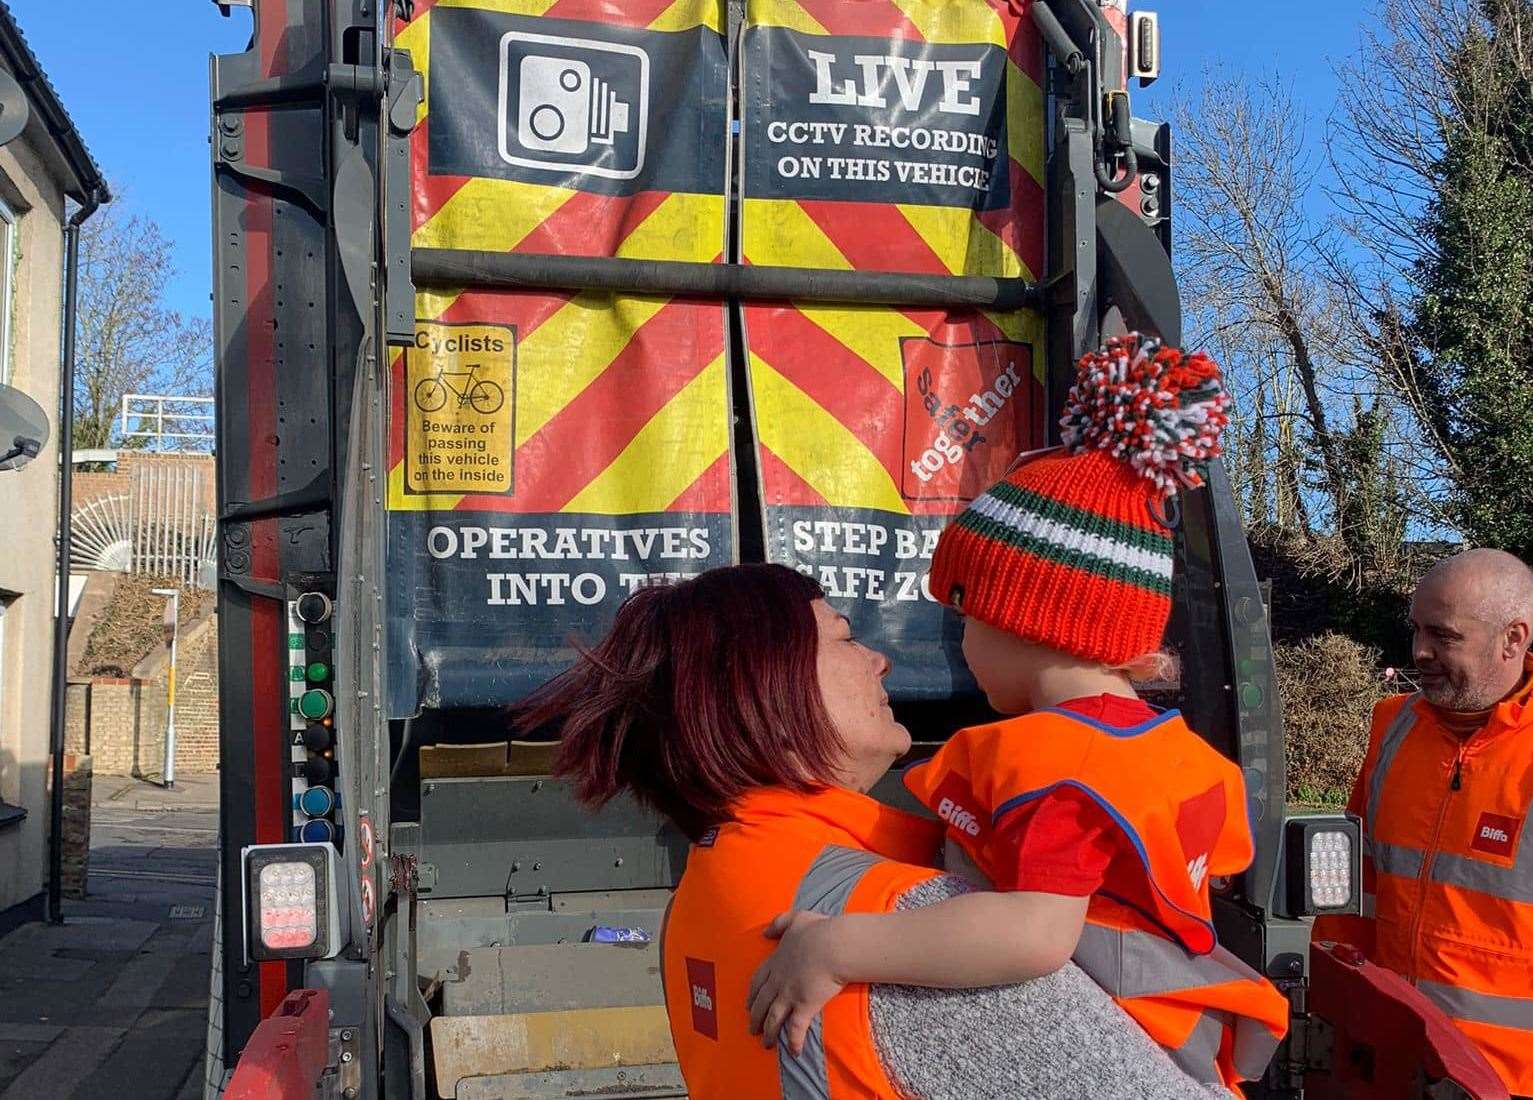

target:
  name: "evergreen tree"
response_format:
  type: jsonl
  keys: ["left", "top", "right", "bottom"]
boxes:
{"left": 1411, "top": 0, "right": 1533, "bottom": 556}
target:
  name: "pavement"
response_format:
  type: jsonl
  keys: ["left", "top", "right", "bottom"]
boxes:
{"left": 0, "top": 773, "right": 220, "bottom": 1100}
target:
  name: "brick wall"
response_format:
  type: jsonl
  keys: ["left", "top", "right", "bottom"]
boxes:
{"left": 64, "top": 681, "right": 88, "bottom": 755}
{"left": 73, "top": 452, "right": 217, "bottom": 513}
{"left": 56, "top": 754, "right": 90, "bottom": 899}
{"left": 163, "top": 615, "right": 220, "bottom": 773}
{"left": 66, "top": 614, "right": 221, "bottom": 776}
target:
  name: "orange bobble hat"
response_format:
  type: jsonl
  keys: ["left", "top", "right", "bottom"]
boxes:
{"left": 929, "top": 332, "right": 1230, "bottom": 666}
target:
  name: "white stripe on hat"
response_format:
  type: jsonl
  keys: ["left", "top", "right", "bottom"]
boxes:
{"left": 968, "top": 490, "right": 1175, "bottom": 580}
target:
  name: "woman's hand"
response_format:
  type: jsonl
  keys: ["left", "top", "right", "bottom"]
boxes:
{"left": 746, "top": 910, "right": 845, "bottom": 1057}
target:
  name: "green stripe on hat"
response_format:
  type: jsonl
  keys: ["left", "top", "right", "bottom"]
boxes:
{"left": 987, "top": 479, "right": 1174, "bottom": 555}
{"left": 953, "top": 509, "right": 1174, "bottom": 597}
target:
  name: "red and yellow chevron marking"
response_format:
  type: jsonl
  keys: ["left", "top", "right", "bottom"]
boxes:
{"left": 742, "top": 1, "right": 1047, "bottom": 518}
{"left": 389, "top": 290, "right": 731, "bottom": 515}
{"left": 749, "top": 304, "right": 1046, "bottom": 516}
{"left": 388, "top": 0, "right": 732, "bottom": 517}
{"left": 742, "top": 0, "right": 1043, "bottom": 281}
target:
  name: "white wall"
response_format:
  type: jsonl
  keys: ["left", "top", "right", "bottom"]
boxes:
{"left": 0, "top": 114, "right": 70, "bottom": 920}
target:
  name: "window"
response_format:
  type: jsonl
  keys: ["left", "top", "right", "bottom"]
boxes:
{"left": 0, "top": 197, "right": 15, "bottom": 386}
{"left": 0, "top": 597, "right": 21, "bottom": 829}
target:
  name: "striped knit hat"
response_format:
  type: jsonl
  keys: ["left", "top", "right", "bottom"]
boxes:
{"left": 930, "top": 332, "right": 1229, "bottom": 666}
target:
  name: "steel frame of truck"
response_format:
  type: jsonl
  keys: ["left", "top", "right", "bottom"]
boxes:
{"left": 203, "top": 1, "right": 1503, "bottom": 1098}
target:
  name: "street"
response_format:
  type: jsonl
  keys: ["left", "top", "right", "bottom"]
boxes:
{"left": 0, "top": 775, "right": 218, "bottom": 1100}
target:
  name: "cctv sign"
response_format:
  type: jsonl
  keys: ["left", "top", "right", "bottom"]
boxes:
{"left": 498, "top": 31, "right": 650, "bottom": 180}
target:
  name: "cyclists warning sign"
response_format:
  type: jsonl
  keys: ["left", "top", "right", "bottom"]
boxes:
{"left": 405, "top": 321, "right": 516, "bottom": 494}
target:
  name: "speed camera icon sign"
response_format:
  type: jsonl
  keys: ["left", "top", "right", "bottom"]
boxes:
{"left": 498, "top": 31, "right": 650, "bottom": 180}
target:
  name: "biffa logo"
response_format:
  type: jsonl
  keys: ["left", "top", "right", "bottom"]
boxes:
{"left": 1186, "top": 852, "right": 1209, "bottom": 891}
{"left": 1471, "top": 812, "right": 1520, "bottom": 858}
{"left": 684, "top": 957, "right": 718, "bottom": 1040}
{"left": 937, "top": 796, "right": 982, "bottom": 837}
{"left": 930, "top": 773, "right": 987, "bottom": 841}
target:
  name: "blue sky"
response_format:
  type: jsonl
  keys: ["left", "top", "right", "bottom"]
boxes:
{"left": 8, "top": 1, "right": 1366, "bottom": 323}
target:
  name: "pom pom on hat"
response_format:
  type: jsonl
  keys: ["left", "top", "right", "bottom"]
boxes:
{"left": 1059, "top": 332, "right": 1230, "bottom": 496}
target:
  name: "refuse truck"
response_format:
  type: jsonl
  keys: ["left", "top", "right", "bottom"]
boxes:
{"left": 204, "top": 0, "right": 1510, "bottom": 1097}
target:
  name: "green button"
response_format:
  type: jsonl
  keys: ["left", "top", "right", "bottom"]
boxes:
{"left": 298, "top": 689, "right": 333, "bottom": 720}
{"left": 306, "top": 662, "right": 330, "bottom": 682}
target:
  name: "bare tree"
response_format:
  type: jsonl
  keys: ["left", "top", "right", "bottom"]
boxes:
{"left": 1171, "top": 74, "right": 1349, "bottom": 534}
{"left": 72, "top": 203, "right": 212, "bottom": 451}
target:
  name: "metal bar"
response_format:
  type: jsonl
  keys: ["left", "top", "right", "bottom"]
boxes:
{"left": 157, "top": 467, "right": 166, "bottom": 576}
{"left": 148, "top": 466, "right": 156, "bottom": 575}
{"left": 176, "top": 469, "right": 187, "bottom": 584}
{"left": 412, "top": 249, "right": 1039, "bottom": 311}
{"left": 135, "top": 467, "right": 145, "bottom": 574}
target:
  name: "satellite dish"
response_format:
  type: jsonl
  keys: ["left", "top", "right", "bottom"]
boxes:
{"left": 0, "top": 383, "right": 49, "bottom": 471}
{"left": 0, "top": 71, "right": 29, "bottom": 148}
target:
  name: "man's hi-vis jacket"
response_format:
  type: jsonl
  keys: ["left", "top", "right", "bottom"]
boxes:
{"left": 1314, "top": 663, "right": 1533, "bottom": 1094}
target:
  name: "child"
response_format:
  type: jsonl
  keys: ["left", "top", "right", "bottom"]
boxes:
{"left": 747, "top": 333, "right": 1289, "bottom": 1093}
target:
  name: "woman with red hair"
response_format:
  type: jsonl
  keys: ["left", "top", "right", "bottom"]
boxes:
{"left": 519, "top": 562, "right": 1215, "bottom": 1099}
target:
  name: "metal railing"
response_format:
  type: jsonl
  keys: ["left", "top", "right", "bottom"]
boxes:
{"left": 120, "top": 394, "right": 215, "bottom": 450}
{"left": 70, "top": 461, "right": 217, "bottom": 588}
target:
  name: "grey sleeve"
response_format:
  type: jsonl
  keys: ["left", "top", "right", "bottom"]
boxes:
{"left": 868, "top": 876, "right": 1224, "bottom": 1100}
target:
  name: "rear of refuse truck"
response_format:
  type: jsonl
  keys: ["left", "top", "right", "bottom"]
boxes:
{"left": 204, "top": 1, "right": 1506, "bottom": 1098}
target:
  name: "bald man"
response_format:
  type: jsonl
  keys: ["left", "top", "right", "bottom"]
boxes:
{"left": 1313, "top": 548, "right": 1533, "bottom": 1095}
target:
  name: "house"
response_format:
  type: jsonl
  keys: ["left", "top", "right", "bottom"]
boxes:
{"left": 0, "top": 2, "right": 110, "bottom": 933}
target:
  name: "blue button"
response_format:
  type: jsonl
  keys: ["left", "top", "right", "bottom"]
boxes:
{"left": 300, "top": 819, "right": 335, "bottom": 843}
{"left": 299, "top": 786, "right": 335, "bottom": 817}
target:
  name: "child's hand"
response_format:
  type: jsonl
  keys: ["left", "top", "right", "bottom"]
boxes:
{"left": 746, "top": 910, "right": 844, "bottom": 1057}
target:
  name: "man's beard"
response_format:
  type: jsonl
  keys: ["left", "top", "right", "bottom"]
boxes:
{"left": 1422, "top": 672, "right": 1500, "bottom": 712}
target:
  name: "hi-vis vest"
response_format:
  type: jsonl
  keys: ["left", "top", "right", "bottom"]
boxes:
{"left": 904, "top": 707, "right": 1290, "bottom": 1091}
{"left": 663, "top": 786, "right": 943, "bottom": 1099}
{"left": 1313, "top": 667, "right": 1533, "bottom": 1094}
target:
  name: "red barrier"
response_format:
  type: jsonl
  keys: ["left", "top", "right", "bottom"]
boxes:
{"left": 1306, "top": 942, "right": 1508, "bottom": 1100}
{"left": 226, "top": 987, "right": 331, "bottom": 1100}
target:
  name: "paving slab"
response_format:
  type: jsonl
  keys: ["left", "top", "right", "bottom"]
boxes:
{"left": 0, "top": 1025, "right": 124, "bottom": 1100}
{"left": 70, "top": 1010, "right": 205, "bottom": 1100}
{"left": 0, "top": 785, "right": 218, "bottom": 1097}
{"left": 0, "top": 917, "right": 158, "bottom": 955}
{"left": 0, "top": 1025, "right": 63, "bottom": 1044}
{"left": 152, "top": 952, "right": 214, "bottom": 1012}
{"left": 0, "top": 970, "right": 121, "bottom": 1027}
{"left": 0, "top": 1039, "right": 50, "bottom": 1084}
{"left": 175, "top": 1060, "right": 206, "bottom": 1100}
{"left": 102, "top": 945, "right": 181, "bottom": 1009}
{"left": 0, "top": 951, "right": 96, "bottom": 982}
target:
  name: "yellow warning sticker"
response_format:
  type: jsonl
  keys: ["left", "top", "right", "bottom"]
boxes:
{"left": 405, "top": 321, "right": 516, "bottom": 495}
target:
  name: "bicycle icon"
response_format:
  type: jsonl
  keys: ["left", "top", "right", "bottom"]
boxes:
{"left": 413, "top": 363, "right": 504, "bottom": 415}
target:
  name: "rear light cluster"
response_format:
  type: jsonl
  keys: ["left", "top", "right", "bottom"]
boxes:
{"left": 257, "top": 862, "right": 318, "bottom": 949}
{"left": 243, "top": 843, "right": 341, "bottom": 962}
{"left": 1280, "top": 815, "right": 1363, "bottom": 918}
{"left": 1307, "top": 830, "right": 1354, "bottom": 910}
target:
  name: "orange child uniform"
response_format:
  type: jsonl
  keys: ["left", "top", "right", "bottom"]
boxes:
{"left": 912, "top": 333, "right": 1290, "bottom": 1090}
{"left": 905, "top": 702, "right": 1289, "bottom": 1091}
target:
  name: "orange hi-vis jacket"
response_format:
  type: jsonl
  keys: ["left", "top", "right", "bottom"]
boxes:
{"left": 1313, "top": 664, "right": 1533, "bottom": 1094}
{"left": 904, "top": 707, "right": 1290, "bottom": 1092}
{"left": 663, "top": 786, "right": 944, "bottom": 1099}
